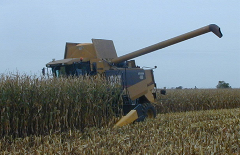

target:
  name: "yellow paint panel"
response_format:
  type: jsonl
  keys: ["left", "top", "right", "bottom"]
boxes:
{"left": 65, "top": 44, "right": 97, "bottom": 59}
{"left": 145, "top": 83, "right": 156, "bottom": 103}
{"left": 127, "top": 79, "right": 148, "bottom": 100}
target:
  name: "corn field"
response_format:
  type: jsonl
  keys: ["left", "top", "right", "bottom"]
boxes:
{"left": 0, "top": 74, "right": 122, "bottom": 138}
{"left": 155, "top": 89, "right": 240, "bottom": 113}
{"left": 0, "top": 74, "right": 240, "bottom": 154}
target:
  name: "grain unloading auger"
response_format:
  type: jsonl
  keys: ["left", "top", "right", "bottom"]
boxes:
{"left": 45, "top": 24, "right": 222, "bottom": 127}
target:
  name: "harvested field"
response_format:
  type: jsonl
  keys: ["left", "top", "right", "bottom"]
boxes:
{"left": 1, "top": 108, "right": 239, "bottom": 154}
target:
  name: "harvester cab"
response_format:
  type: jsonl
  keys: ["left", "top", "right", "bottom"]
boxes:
{"left": 46, "top": 24, "right": 222, "bottom": 127}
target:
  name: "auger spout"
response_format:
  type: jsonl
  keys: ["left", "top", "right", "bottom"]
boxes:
{"left": 111, "top": 24, "right": 222, "bottom": 64}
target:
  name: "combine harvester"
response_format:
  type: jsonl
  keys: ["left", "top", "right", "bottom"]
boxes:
{"left": 46, "top": 24, "right": 222, "bottom": 127}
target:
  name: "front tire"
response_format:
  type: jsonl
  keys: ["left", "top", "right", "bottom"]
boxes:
{"left": 136, "top": 103, "right": 156, "bottom": 122}
{"left": 142, "top": 103, "right": 156, "bottom": 118}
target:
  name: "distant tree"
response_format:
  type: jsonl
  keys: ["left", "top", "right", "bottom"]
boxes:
{"left": 176, "top": 86, "right": 183, "bottom": 89}
{"left": 216, "top": 81, "right": 231, "bottom": 88}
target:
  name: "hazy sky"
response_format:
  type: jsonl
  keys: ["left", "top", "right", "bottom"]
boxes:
{"left": 1, "top": 0, "right": 239, "bottom": 88}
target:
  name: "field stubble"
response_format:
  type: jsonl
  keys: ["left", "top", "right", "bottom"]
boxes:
{"left": 1, "top": 108, "right": 239, "bottom": 154}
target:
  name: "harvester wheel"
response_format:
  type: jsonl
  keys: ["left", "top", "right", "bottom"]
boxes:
{"left": 142, "top": 103, "right": 156, "bottom": 119}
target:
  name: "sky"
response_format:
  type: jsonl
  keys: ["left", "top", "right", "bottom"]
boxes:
{"left": 0, "top": 0, "right": 239, "bottom": 88}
